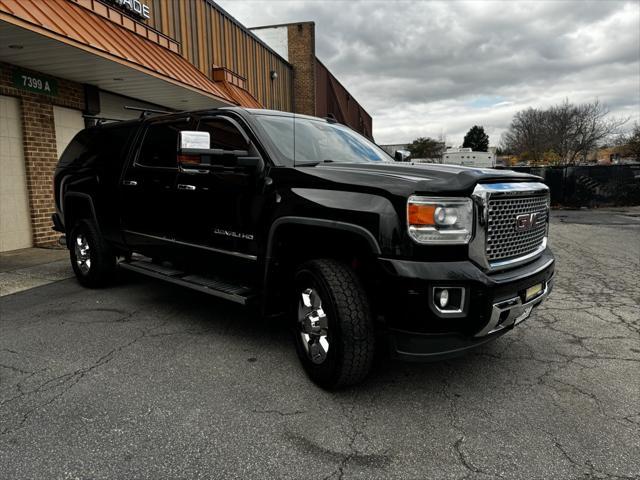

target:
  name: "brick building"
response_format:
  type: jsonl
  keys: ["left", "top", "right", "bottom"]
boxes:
{"left": 0, "top": 0, "right": 371, "bottom": 252}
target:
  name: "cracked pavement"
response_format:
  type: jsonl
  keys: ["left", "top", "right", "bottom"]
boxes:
{"left": 1, "top": 209, "right": 639, "bottom": 479}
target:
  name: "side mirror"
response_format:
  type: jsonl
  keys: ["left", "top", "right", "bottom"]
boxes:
{"left": 180, "top": 131, "right": 211, "bottom": 151}
{"left": 177, "top": 130, "right": 259, "bottom": 171}
{"left": 395, "top": 149, "right": 411, "bottom": 162}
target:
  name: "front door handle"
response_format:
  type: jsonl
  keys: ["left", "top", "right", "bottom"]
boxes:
{"left": 177, "top": 184, "right": 197, "bottom": 191}
{"left": 180, "top": 167, "right": 209, "bottom": 175}
{"left": 122, "top": 180, "right": 137, "bottom": 186}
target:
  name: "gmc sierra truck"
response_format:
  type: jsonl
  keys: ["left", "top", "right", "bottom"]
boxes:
{"left": 53, "top": 107, "right": 554, "bottom": 389}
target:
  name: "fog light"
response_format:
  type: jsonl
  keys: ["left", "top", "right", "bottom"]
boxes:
{"left": 432, "top": 286, "right": 466, "bottom": 316}
{"left": 438, "top": 289, "right": 449, "bottom": 308}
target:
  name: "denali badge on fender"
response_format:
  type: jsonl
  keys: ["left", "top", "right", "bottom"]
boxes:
{"left": 213, "top": 228, "right": 254, "bottom": 241}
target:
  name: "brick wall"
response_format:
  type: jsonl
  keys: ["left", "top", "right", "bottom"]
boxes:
{"left": 0, "top": 62, "right": 84, "bottom": 247}
{"left": 287, "top": 23, "right": 316, "bottom": 116}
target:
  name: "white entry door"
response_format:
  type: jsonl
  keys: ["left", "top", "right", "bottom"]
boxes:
{"left": 0, "top": 95, "right": 32, "bottom": 252}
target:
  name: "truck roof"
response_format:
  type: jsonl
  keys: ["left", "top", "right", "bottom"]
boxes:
{"left": 90, "top": 107, "right": 332, "bottom": 128}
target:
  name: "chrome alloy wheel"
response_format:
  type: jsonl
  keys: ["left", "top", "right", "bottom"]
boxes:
{"left": 74, "top": 233, "right": 91, "bottom": 275}
{"left": 298, "top": 288, "right": 330, "bottom": 364}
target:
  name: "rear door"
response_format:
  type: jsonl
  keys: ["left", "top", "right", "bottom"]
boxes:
{"left": 120, "top": 118, "right": 191, "bottom": 251}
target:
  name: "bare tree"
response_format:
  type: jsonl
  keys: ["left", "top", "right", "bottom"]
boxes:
{"left": 501, "top": 100, "right": 628, "bottom": 164}
{"left": 617, "top": 122, "right": 640, "bottom": 161}
{"left": 501, "top": 108, "right": 548, "bottom": 163}
{"left": 567, "top": 101, "right": 628, "bottom": 163}
{"left": 545, "top": 100, "right": 576, "bottom": 162}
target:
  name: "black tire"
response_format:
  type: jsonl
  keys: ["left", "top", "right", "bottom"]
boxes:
{"left": 69, "top": 219, "right": 116, "bottom": 288}
{"left": 293, "top": 259, "right": 375, "bottom": 389}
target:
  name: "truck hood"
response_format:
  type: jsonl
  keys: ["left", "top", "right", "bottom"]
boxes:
{"left": 296, "top": 162, "right": 541, "bottom": 196}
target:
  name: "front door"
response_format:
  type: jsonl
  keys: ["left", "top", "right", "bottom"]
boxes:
{"left": 120, "top": 118, "right": 190, "bottom": 253}
{"left": 173, "top": 116, "right": 263, "bottom": 263}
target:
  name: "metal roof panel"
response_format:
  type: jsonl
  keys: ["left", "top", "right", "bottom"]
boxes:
{"left": 0, "top": 0, "right": 240, "bottom": 105}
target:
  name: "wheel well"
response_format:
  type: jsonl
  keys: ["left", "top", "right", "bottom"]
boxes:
{"left": 269, "top": 223, "right": 376, "bottom": 267}
{"left": 263, "top": 223, "right": 380, "bottom": 315}
{"left": 63, "top": 194, "right": 98, "bottom": 236}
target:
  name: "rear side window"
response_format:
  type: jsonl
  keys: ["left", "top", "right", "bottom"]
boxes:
{"left": 138, "top": 121, "right": 188, "bottom": 168}
{"left": 99, "top": 125, "right": 134, "bottom": 181}
{"left": 58, "top": 130, "right": 96, "bottom": 168}
{"left": 58, "top": 125, "right": 134, "bottom": 174}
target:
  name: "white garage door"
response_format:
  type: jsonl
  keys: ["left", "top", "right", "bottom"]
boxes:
{"left": 0, "top": 95, "right": 32, "bottom": 252}
{"left": 53, "top": 106, "right": 85, "bottom": 158}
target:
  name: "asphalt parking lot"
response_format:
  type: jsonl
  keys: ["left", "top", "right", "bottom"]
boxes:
{"left": 1, "top": 209, "right": 639, "bottom": 480}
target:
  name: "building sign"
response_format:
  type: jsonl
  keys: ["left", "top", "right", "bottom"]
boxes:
{"left": 12, "top": 70, "right": 58, "bottom": 96}
{"left": 105, "top": 0, "right": 150, "bottom": 20}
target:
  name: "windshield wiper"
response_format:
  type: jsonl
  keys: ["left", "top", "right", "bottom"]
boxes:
{"left": 295, "top": 159, "right": 336, "bottom": 167}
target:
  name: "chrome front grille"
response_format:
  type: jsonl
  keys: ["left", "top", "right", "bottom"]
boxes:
{"left": 486, "top": 195, "right": 548, "bottom": 262}
{"left": 470, "top": 182, "right": 550, "bottom": 271}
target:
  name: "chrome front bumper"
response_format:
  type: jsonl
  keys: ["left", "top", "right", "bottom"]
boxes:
{"left": 474, "top": 277, "right": 553, "bottom": 337}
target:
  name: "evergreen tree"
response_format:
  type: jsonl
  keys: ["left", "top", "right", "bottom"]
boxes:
{"left": 462, "top": 126, "right": 489, "bottom": 152}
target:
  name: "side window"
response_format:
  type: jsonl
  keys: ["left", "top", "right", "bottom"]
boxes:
{"left": 138, "top": 121, "right": 188, "bottom": 168}
{"left": 58, "top": 130, "right": 98, "bottom": 168}
{"left": 98, "top": 125, "right": 133, "bottom": 181}
{"left": 197, "top": 118, "right": 247, "bottom": 150}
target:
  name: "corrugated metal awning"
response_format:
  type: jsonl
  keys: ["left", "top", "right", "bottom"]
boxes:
{"left": 217, "top": 81, "right": 263, "bottom": 109}
{"left": 0, "top": 0, "right": 247, "bottom": 109}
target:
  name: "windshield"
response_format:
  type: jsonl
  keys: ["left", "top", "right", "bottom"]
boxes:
{"left": 254, "top": 114, "right": 392, "bottom": 166}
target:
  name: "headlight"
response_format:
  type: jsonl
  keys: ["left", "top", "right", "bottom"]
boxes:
{"left": 407, "top": 196, "right": 473, "bottom": 244}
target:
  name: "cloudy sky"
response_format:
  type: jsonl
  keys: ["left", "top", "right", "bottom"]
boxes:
{"left": 217, "top": 0, "right": 640, "bottom": 146}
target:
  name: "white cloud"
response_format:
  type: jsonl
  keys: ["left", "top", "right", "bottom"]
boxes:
{"left": 218, "top": 0, "right": 640, "bottom": 146}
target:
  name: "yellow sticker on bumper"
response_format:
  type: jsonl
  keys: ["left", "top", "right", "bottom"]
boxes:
{"left": 525, "top": 283, "right": 543, "bottom": 302}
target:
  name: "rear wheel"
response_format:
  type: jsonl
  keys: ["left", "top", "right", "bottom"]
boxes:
{"left": 293, "top": 259, "right": 375, "bottom": 389}
{"left": 69, "top": 219, "right": 116, "bottom": 287}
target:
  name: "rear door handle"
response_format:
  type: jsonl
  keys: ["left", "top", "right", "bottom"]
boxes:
{"left": 122, "top": 180, "right": 137, "bottom": 186}
{"left": 177, "top": 184, "right": 197, "bottom": 191}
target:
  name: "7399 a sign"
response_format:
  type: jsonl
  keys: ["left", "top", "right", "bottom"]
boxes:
{"left": 13, "top": 70, "right": 58, "bottom": 96}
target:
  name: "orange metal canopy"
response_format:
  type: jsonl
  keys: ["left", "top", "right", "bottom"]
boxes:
{"left": 0, "top": 0, "right": 261, "bottom": 108}
{"left": 212, "top": 67, "right": 263, "bottom": 109}
{"left": 220, "top": 82, "right": 263, "bottom": 109}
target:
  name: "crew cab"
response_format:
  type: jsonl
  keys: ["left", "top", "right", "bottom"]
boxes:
{"left": 53, "top": 107, "right": 554, "bottom": 389}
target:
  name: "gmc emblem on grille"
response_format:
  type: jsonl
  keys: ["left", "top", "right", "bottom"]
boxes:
{"left": 515, "top": 212, "right": 542, "bottom": 232}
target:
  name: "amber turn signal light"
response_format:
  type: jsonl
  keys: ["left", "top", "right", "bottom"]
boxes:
{"left": 178, "top": 154, "right": 201, "bottom": 165}
{"left": 407, "top": 203, "right": 436, "bottom": 226}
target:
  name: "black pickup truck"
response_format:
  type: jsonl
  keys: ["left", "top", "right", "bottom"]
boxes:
{"left": 53, "top": 107, "right": 554, "bottom": 388}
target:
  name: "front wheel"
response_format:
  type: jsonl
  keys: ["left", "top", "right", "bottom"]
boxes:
{"left": 293, "top": 259, "right": 375, "bottom": 389}
{"left": 69, "top": 219, "right": 116, "bottom": 288}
